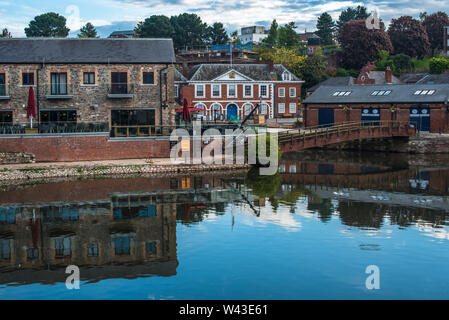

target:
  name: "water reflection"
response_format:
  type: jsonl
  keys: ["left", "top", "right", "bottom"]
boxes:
{"left": 0, "top": 152, "right": 448, "bottom": 291}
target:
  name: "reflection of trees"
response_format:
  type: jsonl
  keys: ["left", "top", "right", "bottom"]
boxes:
{"left": 307, "top": 196, "right": 334, "bottom": 223}
{"left": 387, "top": 206, "right": 448, "bottom": 227}
{"left": 176, "top": 203, "right": 226, "bottom": 225}
{"left": 337, "top": 201, "right": 387, "bottom": 228}
{"left": 246, "top": 168, "right": 282, "bottom": 198}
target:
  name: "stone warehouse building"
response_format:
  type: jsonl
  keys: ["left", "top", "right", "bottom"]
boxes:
{"left": 303, "top": 84, "right": 449, "bottom": 133}
{"left": 181, "top": 63, "right": 304, "bottom": 121}
{"left": 0, "top": 38, "right": 176, "bottom": 136}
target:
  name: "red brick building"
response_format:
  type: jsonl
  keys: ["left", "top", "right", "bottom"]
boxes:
{"left": 303, "top": 84, "right": 449, "bottom": 133}
{"left": 180, "top": 63, "right": 303, "bottom": 121}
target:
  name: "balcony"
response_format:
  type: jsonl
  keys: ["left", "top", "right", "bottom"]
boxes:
{"left": 0, "top": 84, "right": 10, "bottom": 100}
{"left": 108, "top": 83, "right": 134, "bottom": 98}
{"left": 45, "top": 83, "right": 73, "bottom": 99}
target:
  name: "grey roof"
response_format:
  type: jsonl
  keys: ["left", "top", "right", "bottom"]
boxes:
{"left": 109, "top": 30, "right": 135, "bottom": 37}
{"left": 400, "top": 73, "right": 428, "bottom": 84}
{"left": 307, "top": 76, "right": 355, "bottom": 92}
{"left": 0, "top": 38, "right": 175, "bottom": 64}
{"left": 174, "top": 68, "right": 187, "bottom": 82}
{"left": 187, "top": 63, "right": 302, "bottom": 82}
{"left": 304, "top": 84, "right": 449, "bottom": 104}
{"left": 366, "top": 71, "right": 401, "bottom": 84}
{"left": 416, "top": 74, "right": 449, "bottom": 84}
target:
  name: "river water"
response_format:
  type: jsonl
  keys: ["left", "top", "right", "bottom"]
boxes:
{"left": 0, "top": 151, "right": 448, "bottom": 300}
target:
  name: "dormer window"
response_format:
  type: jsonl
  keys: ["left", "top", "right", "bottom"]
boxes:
{"left": 282, "top": 72, "right": 292, "bottom": 81}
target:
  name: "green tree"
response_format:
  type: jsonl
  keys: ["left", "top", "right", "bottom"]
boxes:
{"left": 25, "top": 12, "right": 70, "bottom": 37}
{"left": 388, "top": 16, "right": 430, "bottom": 58}
{"left": 135, "top": 15, "right": 174, "bottom": 38}
{"left": 170, "top": 13, "right": 208, "bottom": 50}
{"left": 261, "top": 19, "right": 278, "bottom": 48}
{"left": 315, "top": 12, "right": 335, "bottom": 45}
{"left": 299, "top": 51, "right": 328, "bottom": 94}
{"left": 429, "top": 57, "right": 449, "bottom": 74}
{"left": 422, "top": 12, "right": 449, "bottom": 55}
{"left": 78, "top": 22, "right": 98, "bottom": 38}
{"left": 206, "top": 22, "right": 229, "bottom": 45}
{"left": 0, "top": 28, "right": 11, "bottom": 38}
{"left": 277, "top": 22, "right": 300, "bottom": 49}
{"left": 336, "top": 5, "right": 370, "bottom": 33}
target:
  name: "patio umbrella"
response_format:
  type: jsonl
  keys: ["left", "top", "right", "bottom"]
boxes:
{"left": 27, "top": 86, "right": 36, "bottom": 128}
{"left": 182, "top": 98, "right": 191, "bottom": 122}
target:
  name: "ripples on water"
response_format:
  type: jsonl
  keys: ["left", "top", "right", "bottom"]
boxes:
{"left": 0, "top": 151, "right": 448, "bottom": 299}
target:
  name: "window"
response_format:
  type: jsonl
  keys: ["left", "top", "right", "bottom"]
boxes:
{"left": 27, "top": 248, "right": 38, "bottom": 260}
{"left": 55, "top": 237, "right": 71, "bottom": 258}
{"left": 332, "top": 91, "right": 352, "bottom": 96}
{"left": 371, "top": 90, "right": 391, "bottom": 96}
{"left": 414, "top": 89, "right": 435, "bottom": 95}
{"left": 0, "top": 111, "right": 12, "bottom": 123}
{"left": 282, "top": 72, "right": 291, "bottom": 81}
{"left": 278, "top": 87, "right": 285, "bottom": 97}
{"left": 244, "top": 84, "right": 252, "bottom": 97}
{"left": 289, "top": 103, "right": 296, "bottom": 113}
{"left": 211, "top": 84, "right": 221, "bottom": 97}
{"left": 83, "top": 72, "right": 95, "bottom": 85}
{"left": 88, "top": 243, "right": 98, "bottom": 257}
{"left": 142, "top": 71, "right": 155, "bottom": 84}
{"left": 260, "top": 103, "right": 268, "bottom": 115}
{"left": 289, "top": 165, "right": 297, "bottom": 173}
{"left": 40, "top": 110, "right": 77, "bottom": 123}
{"left": 114, "top": 236, "right": 131, "bottom": 255}
{"left": 50, "top": 72, "right": 68, "bottom": 95}
{"left": 22, "top": 72, "right": 34, "bottom": 86}
{"left": 259, "top": 84, "right": 268, "bottom": 97}
{"left": 278, "top": 103, "right": 285, "bottom": 113}
{"left": 0, "top": 239, "right": 10, "bottom": 260}
{"left": 289, "top": 87, "right": 296, "bottom": 97}
{"left": 195, "top": 84, "right": 205, "bottom": 98}
{"left": 0, "top": 74, "right": 5, "bottom": 96}
{"left": 244, "top": 103, "right": 252, "bottom": 115}
{"left": 146, "top": 241, "right": 157, "bottom": 255}
{"left": 111, "top": 109, "right": 155, "bottom": 126}
{"left": 111, "top": 72, "right": 128, "bottom": 94}
{"left": 227, "top": 84, "right": 237, "bottom": 98}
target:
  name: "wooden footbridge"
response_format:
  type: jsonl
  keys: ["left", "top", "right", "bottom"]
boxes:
{"left": 277, "top": 121, "right": 416, "bottom": 152}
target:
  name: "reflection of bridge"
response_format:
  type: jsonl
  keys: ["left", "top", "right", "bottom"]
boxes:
{"left": 278, "top": 121, "right": 416, "bottom": 152}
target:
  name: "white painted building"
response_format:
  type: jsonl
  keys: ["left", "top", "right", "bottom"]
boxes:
{"left": 238, "top": 26, "right": 268, "bottom": 44}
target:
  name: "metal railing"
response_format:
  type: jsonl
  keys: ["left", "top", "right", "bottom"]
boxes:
{"left": 111, "top": 124, "right": 175, "bottom": 137}
{"left": 44, "top": 83, "right": 73, "bottom": 97}
{"left": 108, "top": 83, "right": 134, "bottom": 96}
{"left": 0, "top": 121, "right": 108, "bottom": 135}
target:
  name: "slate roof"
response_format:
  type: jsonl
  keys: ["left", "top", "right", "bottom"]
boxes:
{"left": 108, "top": 30, "right": 135, "bottom": 37}
{"left": 174, "top": 68, "right": 187, "bottom": 82}
{"left": 416, "top": 74, "right": 449, "bottom": 84}
{"left": 187, "top": 63, "right": 303, "bottom": 82}
{"left": 307, "top": 76, "right": 355, "bottom": 92}
{"left": 0, "top": 38, "right": 175, "bottom": 64}
{"left": 366, "top": 71, "right": 402, "bottom": 84}
{"left": 304, "top": 84, "right": 449, "bottom": 104}
{"left": 400, "top": 73, "right": 428, "bottom": 84}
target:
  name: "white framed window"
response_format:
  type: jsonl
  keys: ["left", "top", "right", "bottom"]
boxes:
{"left": 211, "top": 84, "right": 221, "bottom": 98}
{"left": 244, "top": 103, "right": 252, "bottom": 115}
{"left": 195, "top": 84, "right": 205, "bottom": 98}
{"left": 259, "top": 84, "right": 268, "bottom": 98}
{"left": 282, "top": 72, "right": 292, "bottom": 81}
{"left": 244, "top": 84, "right": 253, "bottom": 97}
{"left": 278, "top": 87, "right": 285, "bottom": 97}
{"left": 260, "top": 103, "right": 268, "bottom": 115}
{"left": 278, "top": 103, "right": 285, "bottom": 114}
{"left": 211, "top": 103, "right": 221, "bottom": 120}
{"left": 289, "top": 165, "right": 297, "bottom": 173}
{"left": 174, "top": 85, "right": 179, "bottom": 98}
{"left": 227, "top": 84, "right": 237, "bottom": 98}
{"left": 289, "top": 103, "right": 296, "bottom": 114}
{"left": 289, "top": 87, "right": 296, "bottom": 97}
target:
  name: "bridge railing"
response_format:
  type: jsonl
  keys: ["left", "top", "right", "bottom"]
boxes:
{"left": 278, "top": 120, "right": 414, "bottom": 143}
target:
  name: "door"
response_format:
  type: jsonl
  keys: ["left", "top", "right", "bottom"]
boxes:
{"left": 410, "top": 106, "right": 430, "bottom": 132}
{"left": 361, "top": 107, "right": 380, "bottom": 126}
{"left": 0, "top": 74, "right": 5, "bottom": 96}
{"left": 227, "top": 104, "right": 238, "bottom": 121}
{"left": 318, "top": 108, "right": 334, "bottom": 127}
{"left": 111, "top": 72, "right": 128, "bottom": 94}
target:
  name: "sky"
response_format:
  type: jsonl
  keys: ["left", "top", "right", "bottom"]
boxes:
{"left": 1, "top": 0, "right": 448, "bottom": 37}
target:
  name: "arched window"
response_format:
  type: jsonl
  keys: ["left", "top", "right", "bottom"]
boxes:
{"left": 260, "top": 103, "right": 268, "bottom": 115}
{"left": 211, "top": 103, "right": 221, "bottom": 120}
{"left": 243, "top": 103, "right": 253, "bottom": 116}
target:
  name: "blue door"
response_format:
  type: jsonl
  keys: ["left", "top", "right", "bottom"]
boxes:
{"left": 361, "top": 108, "right": 380, "bottom": 126}
{"left": 410, "top": 106, "right": 430, "bottom": 132}
{"left": 227, "top": 104, "right": 238, "bottom": 121}
{"left": 318, "top": 108, "right": 334, "bottom": 127}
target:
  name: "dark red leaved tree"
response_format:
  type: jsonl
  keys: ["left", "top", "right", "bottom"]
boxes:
{"left": 388, "top": 16, "right": 430, "bottom": 58}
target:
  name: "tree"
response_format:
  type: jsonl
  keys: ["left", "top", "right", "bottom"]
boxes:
{"left": 423, "top": 12, "right": 449, "bottom": 55}
{"left": 338, "top": 20, "right": 392, "bottom": 70}
{"left": 255, "top": 47, "right": 306, "bottom": 72}
{"left": 419, "top": 12, "right": 428, "bottom": 22}
{"left": 299, "top": 51, "right": 328, "bottom": 94}
{"left": 336, "top": 6, "right": 370, "bottom": 32}
{"left": 206, "top": 22, "right": 229, "bottom": 45}
{"left": 261, "top": 19, "right": 278, "bottom": 48}
{"left": 315, "top": 12, "right": 335, "bottom": 45}
{"left": 135, "top": 15, "right": 174, "bottom": 38}
{"left": 375, "top": 50, "right": 412, "bottom": 75}
{"left": 0, "top": 28, "right": 11, "bottom": 38}
{"left": 78, "top": 22, "right": 98, "bottom": 38}
{"left": 277, "top": 22, "right": 300, "bottom": 49}
{"left": 169, "top": 13, "right": 208, "bottom": 50}
{"left": 388, "top": 16, "right": 430, "bottom": 58}
{"left": 429, "top": 57, "right": 449, "bottom": 74}
{"left": 230, "top": 31, "right": 241, "bottom": 44}
{"left": 25, "top": 12, "right": 70, "bottom": 37}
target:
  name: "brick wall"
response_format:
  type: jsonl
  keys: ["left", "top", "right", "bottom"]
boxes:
{"left": 0, "top": 134, "right": 171, "bottom": 162}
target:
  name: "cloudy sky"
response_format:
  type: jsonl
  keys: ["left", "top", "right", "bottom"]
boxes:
{"left": 1, "top": 0, "right": 448, "bottom": 37}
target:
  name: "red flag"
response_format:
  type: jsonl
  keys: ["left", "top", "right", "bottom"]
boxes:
{"left": 27, "top": 86, "right": 36, "bottom": 119}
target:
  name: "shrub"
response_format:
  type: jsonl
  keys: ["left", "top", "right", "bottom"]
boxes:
{"left": 429, "top": 57, "right": 449, "bottom": 74}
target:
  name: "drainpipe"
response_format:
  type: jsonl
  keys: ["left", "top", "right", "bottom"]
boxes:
{"left": 159, "top": 64, "right": 169, "bottom": 127}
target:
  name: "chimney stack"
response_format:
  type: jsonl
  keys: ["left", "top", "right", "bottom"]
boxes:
{"left": 385, "top": 66, "right": 392, "bottom": 84}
